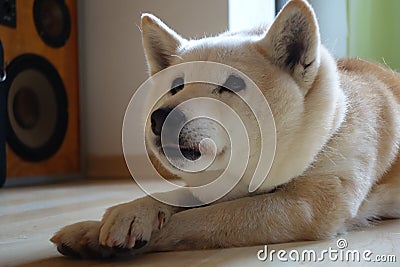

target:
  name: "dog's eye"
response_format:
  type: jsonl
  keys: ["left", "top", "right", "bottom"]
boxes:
{"left": 219, "top": 75, "right": 246, "bottom": 93}
{"left": 170, "top": 77, "right": 184, "bottom": 95}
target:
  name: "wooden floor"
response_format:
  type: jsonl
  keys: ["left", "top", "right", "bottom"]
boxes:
{"left": 1, "top": 178, "right": 399, "bottom": 266}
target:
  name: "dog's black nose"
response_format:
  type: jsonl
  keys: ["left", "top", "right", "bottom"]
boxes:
{"left": 151, "top": 108, "right": 171, "bottom": 136}
{"left": 151, "top": 107, "right": 186, "bottom": 136}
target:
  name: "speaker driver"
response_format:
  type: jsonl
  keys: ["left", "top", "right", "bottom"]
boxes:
{"left": 5, "top": 54, "right": 68, "bottom": 162}
{"left": 33, "top": 0, "right": 71, "bottom": 48}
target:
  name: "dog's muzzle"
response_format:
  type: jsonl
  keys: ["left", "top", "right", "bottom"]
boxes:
{"left": 151, "top": 107, "right": 201, "bottom": 161}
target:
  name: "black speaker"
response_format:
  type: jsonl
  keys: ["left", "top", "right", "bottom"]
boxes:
{"left": 33, "top": 0, "right": 71, "bottom": 48}
{"left": 5, "top": 54, "right": 69, "bottom": 162}
{"left": 1, "top": 40, "right": 6, "bottom": 186}
{"left": 0, "top": 0, "right": 80, "bottom": 183}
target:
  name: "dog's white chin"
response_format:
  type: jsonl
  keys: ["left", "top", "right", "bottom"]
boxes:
{"left": 162, "top": 151, "right": 226, "bottom": 172}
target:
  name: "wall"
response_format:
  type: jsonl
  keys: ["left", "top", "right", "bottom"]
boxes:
{"left": 78, "top": 1, "right": 228, "bottom": 175}
{"left": 307, "top": 0, "right": 347, "bottom": 58}
{"left": 229, "top": 0, "right": 275, "bottom": 31}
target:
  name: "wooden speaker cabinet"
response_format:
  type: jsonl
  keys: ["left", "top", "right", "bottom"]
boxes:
{"left": 0, "top": 0, "right": 80, "bottom": 185}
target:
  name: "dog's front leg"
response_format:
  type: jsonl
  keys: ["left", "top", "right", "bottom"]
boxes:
{"left": 51, "top": 189, "right": 198, "bottom": 258}
{"left": 143, "top": 176, "right": 353, "bottom": 252}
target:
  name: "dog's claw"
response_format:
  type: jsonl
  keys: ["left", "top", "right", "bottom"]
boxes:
{"left": 128, "top": 235, "right": 136, "bottom": 248}
{"left": 133, "top": 239, "right": 148, "bottom": 249}
{"left": 50, "top": 234, "right": 61, "bottom": 244}
{"left": 57, "top": 243, "right": 82, "bottom": 258}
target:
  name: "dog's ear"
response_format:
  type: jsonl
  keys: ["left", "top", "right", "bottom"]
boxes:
{"left": 141, "top": 14, "right": 186, "bottom": 76}
{"left": 259, "top": 0, "right": 320, "bottom": 92}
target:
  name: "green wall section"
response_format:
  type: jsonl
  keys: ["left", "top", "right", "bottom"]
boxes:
{"left": 347, "top": 0, "right": 400, "bottom": 71}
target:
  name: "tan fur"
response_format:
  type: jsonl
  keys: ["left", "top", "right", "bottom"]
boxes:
{"left": 51, "top": 0, "right": 400, "bottom": 258}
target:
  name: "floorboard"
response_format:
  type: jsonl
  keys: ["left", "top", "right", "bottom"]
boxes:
{"left": 1, "top": 178, "right": 399, "bottom": 266}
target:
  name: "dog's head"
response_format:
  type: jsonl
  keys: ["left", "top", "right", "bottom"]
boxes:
{"left": 141, "top": 0, "right": 343, "bottom": 191}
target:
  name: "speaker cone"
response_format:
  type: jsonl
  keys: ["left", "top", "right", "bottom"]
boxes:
{"left": 33, "top": 0, "right": 71, "bottom": 48}
{"left": 5, "top": 54, "right": 68, "bottom": 162}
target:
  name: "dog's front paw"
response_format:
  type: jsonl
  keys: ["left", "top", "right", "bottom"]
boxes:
{"left": 50, "top": 220, "right": 115, "bottom": 258}
{"left": 99, "top": 197, "right": 170, "bottom": 250}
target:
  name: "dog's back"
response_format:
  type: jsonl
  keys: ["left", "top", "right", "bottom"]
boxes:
{"left": 337, "top": 59, "right": 400, "bottom": 225}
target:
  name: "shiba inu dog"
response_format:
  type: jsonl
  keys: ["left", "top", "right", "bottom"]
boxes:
{"left": 51, "top": 0, "right": 400, "bottom": 258}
